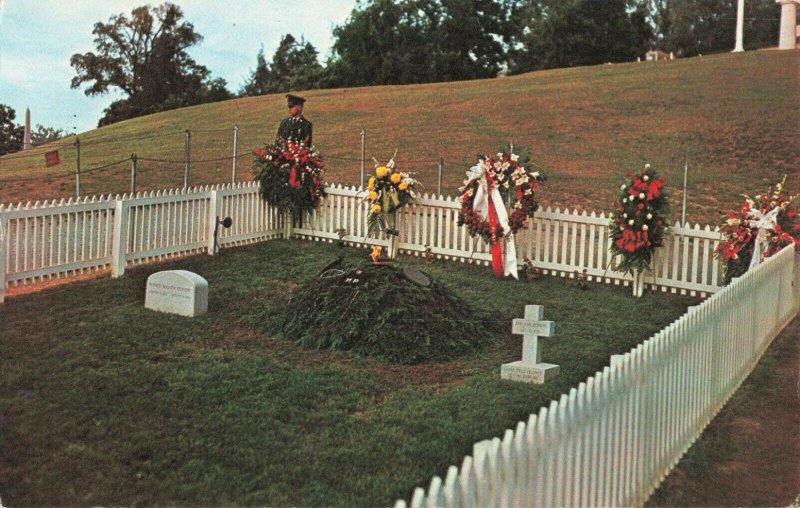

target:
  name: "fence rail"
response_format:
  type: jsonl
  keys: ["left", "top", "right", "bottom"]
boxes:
{"left": 297, "top": 185, "right": 723, "bottom": 296}
{"left": 394, "top": 244, "right": 799, "bottom": 508}
{"left": 2, "top": 183, "right": 725, "bottom": 302}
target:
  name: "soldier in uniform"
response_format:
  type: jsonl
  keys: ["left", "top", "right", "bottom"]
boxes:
{"left": 276, "top": 94, "right": 313, "bottom": 146}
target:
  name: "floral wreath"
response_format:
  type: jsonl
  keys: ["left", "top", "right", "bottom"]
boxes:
{"left": 715, "top": 176, "right": 799, "bottom": 285}
{"left": 457, "top": 150, "right": 544, "bottom": 245}
{"left": 253, "top": 138, "right": 325, "bottom": 215}
{"left": 609, "top": 164, "right": 669, "bottom": 275}
{"left": 365, "top": 152, "right": 418, "bottom": 236}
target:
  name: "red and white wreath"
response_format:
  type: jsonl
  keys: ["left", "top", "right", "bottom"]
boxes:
{"left": 457, "top": 151, "right": 545, "bottom": 278}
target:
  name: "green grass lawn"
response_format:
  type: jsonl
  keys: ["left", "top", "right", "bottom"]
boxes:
{"left": 0, "top": 240, "right": 698, "bottom": 506}
{"left": 1, "top": 50, "right": 797, "bottom": 225}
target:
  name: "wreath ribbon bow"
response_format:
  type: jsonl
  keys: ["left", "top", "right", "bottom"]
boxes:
{"left": 466, "top": 161, "right": 518, "bottom": 279}
{"left": 746, "top": 205, "right": 781, "bottom": 270}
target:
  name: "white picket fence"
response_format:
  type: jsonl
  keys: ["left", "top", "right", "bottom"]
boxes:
{"left": 394, "top": 244, "right": 799, "bottom": 508}
{"left": 0, "top": 183, "right": 725, "bottom": 303}
{"left": 0, "top": 183, "right": 284, "bottom": 303}
{"left": 298, "top": 185, "right": 723, "bottom": 296}
{"left": 1, "top": 182, "right": 797, "bottom": 505}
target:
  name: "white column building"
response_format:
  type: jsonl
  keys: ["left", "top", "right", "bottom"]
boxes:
{"left": 733, "top": 0, "right": 745, "bottom": 52}
{"left": 776, "top": 0, "right": 800, "bottom": 49}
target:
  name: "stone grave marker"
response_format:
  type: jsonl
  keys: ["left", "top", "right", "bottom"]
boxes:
{"left": 145, "top": 270, "right": 208, "bottom": 317}
{"left": 501, "top": 305, "right": 559, "bottom": 384}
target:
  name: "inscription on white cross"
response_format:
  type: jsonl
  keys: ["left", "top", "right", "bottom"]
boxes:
{"left": 501, "top": 305, "right": 559, "bottom": 384}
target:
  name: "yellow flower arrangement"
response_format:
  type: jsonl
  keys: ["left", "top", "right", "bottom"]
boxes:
{"left": 365, "top": 150, "right": 418, "bottom": 239}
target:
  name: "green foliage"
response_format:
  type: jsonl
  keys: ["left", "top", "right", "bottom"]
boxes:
{"left": 240, "top": 35, "right": 323, "bottom": 97}
{"left": 239, "top": 46, "right": 272, "bottom": 96}
{"left": 263, "top": 263, "right": 497, "bottom": 364}
{"left": 327, "top": 0, "right": 509, "bottom": 87}
{"left": 509, "top": 0, "right": 652, "bottom": 73}
{"left": 71, "top": 3, "right": 232, "bottom": 126}
{"left": 0, "top": 104, "right": 24, "bottom": 155}
{"left": 650, "top": 0, "right": 777, "bottom": 56}
{"left": 30, "top": 124, "right": 65, "bottom": 147}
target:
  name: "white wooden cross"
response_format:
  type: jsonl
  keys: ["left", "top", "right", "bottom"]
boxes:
{"left": 502, "top": 305, "right": 559, "bottom": 384}
{"left": 512, "top": 305, "right": 554, "bottom": 366}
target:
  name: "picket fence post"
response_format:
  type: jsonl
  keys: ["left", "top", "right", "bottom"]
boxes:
{"left": 111, "top": 199, "right": 130, "bottom": 277}
{"left": 206, "top": 190, "right": 220, "bottom": 255}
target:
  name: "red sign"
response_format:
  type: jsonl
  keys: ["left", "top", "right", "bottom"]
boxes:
{"left": 45, "top": 150, "right": 60, "bottom": 167}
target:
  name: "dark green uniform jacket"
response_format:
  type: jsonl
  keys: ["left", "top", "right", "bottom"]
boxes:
{"left": 277, "top": 116, "right": 313, "bottom": 145}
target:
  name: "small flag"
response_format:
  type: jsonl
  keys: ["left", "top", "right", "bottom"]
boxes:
{"left": 45, "top": 150, "right": 60, "bottom": 167}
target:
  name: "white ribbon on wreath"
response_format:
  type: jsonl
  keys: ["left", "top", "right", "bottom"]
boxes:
{"left": 746, "top": 205, "right": 780, "bottom": 270}
{"left": 466, "top": 161, "right": 518, "bottom": 279}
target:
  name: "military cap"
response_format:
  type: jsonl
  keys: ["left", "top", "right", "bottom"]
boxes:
{"left": 286, "top": 94, "right": 306, "bottom": 107}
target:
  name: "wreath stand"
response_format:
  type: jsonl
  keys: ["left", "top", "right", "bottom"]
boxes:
{"left": 632, "top": 269, "right": 646, "bottom": 298}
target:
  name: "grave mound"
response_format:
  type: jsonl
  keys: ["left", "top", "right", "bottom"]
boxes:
{"left": 268, "top": 261, "right": 495, "bottom": 364}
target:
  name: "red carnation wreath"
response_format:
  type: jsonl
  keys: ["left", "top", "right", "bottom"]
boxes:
{"left": 457, "top": 150, "right": 545, "bottom": 278}
{"left": 457, "top": 151, "right": 545, "bottom": 245}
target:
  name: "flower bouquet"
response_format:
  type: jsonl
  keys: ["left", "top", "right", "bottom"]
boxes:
{"left": 253, "top": 138, "right": 325, "bottom": 216}
{"left": 365, "top": 152, "right": 418, "bottom": 238}
{"left": 457, "top": 149, "right": 545, "bottom": 278}
{"left": 715, "top": 176, "right": 799, "bottom": 285}
{"left": 608, "top": 164, "right": 669, "bottom": 296}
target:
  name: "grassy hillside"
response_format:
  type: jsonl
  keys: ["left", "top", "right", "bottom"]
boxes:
{"left": 1, "top": 50, "right": 797, "bottom": 225}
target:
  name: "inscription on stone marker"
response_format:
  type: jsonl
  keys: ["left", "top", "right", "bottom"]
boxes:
{"left": 145, "top": 270, "right": 208, "bottom": 317}
{"left": 501, "top": 304, "right": 560, "bottom": 384}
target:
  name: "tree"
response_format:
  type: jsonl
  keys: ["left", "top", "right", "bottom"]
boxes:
{"left": 651, "top": 0, "right": 779, "bottom": 55}
{"left": 71, "top": 2, "right": 231, "bottom": 126}
{"left": 239, "top": 36, "right": 323, "bottom": 97}
{"left": 0, "top": 104, "right": 24, "bottom": 156}
{"left": 509, "top": 0, "right": 652, "bottom": 73}
{"left": 665, "top": 0, "right": 736, "bottom": 56}
{"left": 31, "top": 125, "right": 66, "bottom": 147}
{"left": 268, "top": 34, "right": 324, "bottom": 93}
{"left": 327, "top": 0, "right": 513, "bottom": 88}
{"left": 240, "top": 46, "right": 272, "bottom": 96}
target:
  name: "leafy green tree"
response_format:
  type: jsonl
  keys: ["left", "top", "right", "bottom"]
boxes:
{"left": 742, "top": 0, "right": 780, "bottom": 50}
{"left": 268, "top": 34, "right": 324, "bottom": 92}
{"left": 510, "top": 0, "right": 652, "bottom": 73}
{"left": 70, "top": 2, "right": 231, "bottom": 126}
{"left": 644, "top": 0, "right": 777, "bottom": 55}
{"left": 665, "top": 0, "right": 736, "bottom": 56}
{"left": 240, "top": 46, "right": 272, "bottom": 96}
{"left": 31, "top": 125, "right": 65, "bottom": 147}
{"left": 327, "top": 0, "right": 513, "bottom": 87}
{"left": 0, "top": 104, "right": 23, "bottom": 156}
{"left": 240, "top": 35, "right": 323, "bottom": 96}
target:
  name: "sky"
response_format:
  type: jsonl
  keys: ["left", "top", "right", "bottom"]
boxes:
{"left": 0, "top": 0, "right": 356, "bottom": 134}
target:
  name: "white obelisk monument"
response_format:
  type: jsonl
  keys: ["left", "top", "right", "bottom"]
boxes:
{"left": 23, "top": 108, "right": 32, "bottom": 150}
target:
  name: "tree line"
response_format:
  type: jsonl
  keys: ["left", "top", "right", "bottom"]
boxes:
{"left": 0, "top": 0, "right": 782, "bottom": 146}
{"left": 0, "top": 105, "right": 66, "bottom": 156}
{"left": 66, "top": 0, "right": 786, "bottom": 126}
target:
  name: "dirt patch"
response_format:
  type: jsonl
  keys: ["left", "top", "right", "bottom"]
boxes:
{"left": 647, "top": 317, "right": 800, "bottom": 507}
